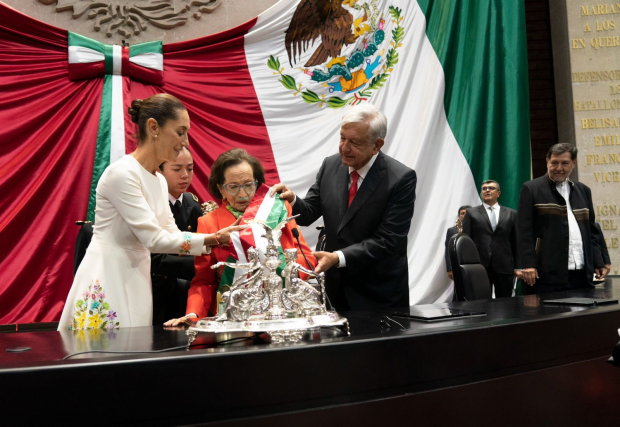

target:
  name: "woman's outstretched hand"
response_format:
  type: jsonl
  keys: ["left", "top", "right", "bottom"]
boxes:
{"left": 215, "top": 216, "right": 247, "bottom": 246}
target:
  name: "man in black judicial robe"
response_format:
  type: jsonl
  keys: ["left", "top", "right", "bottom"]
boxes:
{"left": 272, "top": 104, "right": 416, "bottom": 310}
{"left": 151, "top": 148, "right": 203, "bottom": 324}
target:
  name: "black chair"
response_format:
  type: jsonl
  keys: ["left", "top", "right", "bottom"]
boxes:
{"left": 448, "top": 233, "right": 492, "bottom": 301}
{"left": 74, "top": 221, "right": 94, "bottom": 275}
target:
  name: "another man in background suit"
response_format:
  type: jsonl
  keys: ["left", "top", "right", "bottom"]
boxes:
{"left": 151, "top": 147, "right": 203, "bottom": 324}
{"left": 462, "top": 180, "right": 522, "bottom": 298}
{"left": 272, "top": 104, "right": 417, "bottom": 310}
{"left": 518, "top": 143, "right": 606, "bottom": 293}
{"left": 445, "top": 205, "right": 470, "bottom": 280}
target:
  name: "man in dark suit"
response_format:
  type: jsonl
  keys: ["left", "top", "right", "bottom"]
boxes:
{"left": 151, "top": 147, "right": 203, "bottom": 324}
{"left": 519, "top": 143, "right": 606, "bottom": 293}
{"left": 593, "top": 223, "right": 612, "bottom": 275}
{"left": 445, "top": 205, "right": 470, "bottom": 281}
{"left": 462, "top": 180, "right": 522, "bottom": 298}
{"left": 272, "top": 104, "right": 417, "bottom": 310}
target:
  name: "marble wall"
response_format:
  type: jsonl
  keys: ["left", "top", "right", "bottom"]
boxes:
{"left": 551, "top": 0, "right": 620, "bottom": 273}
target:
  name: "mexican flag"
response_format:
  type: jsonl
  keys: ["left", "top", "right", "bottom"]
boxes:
{"left": 220, "top": 184, "right": 289, "bottom": 289}
{"left": 0, "top": 0, "right": 530, "bottom": 323}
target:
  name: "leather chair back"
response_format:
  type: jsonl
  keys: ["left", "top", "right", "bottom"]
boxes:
{"left": 74, "top": 222, "right": 94, "bottom": 275}
{"left": 449, "top": 233, "right": 491, "bottom": 301}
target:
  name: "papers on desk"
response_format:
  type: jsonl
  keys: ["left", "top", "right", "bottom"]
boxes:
{"left": 393, "top": 308, "right": 486, "bottom": 322}
{"left": 543, "top": 297, "right": 618, "bottom": 307}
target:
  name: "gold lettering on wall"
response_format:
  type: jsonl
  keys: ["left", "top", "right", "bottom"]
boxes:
{"left": 571, "top": 1, "right": 619, "bottom": 270}
{"left": 593, "top": 171, "right": 620, "bottom": 182}
{"left": 594, "top": 134, "right": 620, "bottom": 145}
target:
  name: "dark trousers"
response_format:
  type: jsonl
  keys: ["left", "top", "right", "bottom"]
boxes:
{"left": 533, "top": 269, "right": 589, "bottom": 294}
{"left": 486, "top": 267, "right": 515, "bottom": 298}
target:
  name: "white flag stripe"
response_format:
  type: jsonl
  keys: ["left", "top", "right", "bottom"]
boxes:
{"left": 245, "top": 0, "right": 480, "bottom": 304}
{"left": 130, "top": 52, "right": 164, "bottom": 71}
{"left": 68, "top": 45, "right": 103, "bottom": 64}
{"left": 110, "top": 74, "right": 126, "bottom": 164}
{"left": 112, "top": 45, "right": 122, "bottom": 75}
{"left": 230, "top": 232, "right": 249, "bottom": 283}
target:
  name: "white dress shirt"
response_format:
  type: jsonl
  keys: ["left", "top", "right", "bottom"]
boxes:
{"left": 335, "top": 153, "right": 379, "bottom": 268}
{"left": 168, "top": 193, "right": 183, "bottom": 206}
{"left": 291, "top": 154, "right": 379, "bottom": 268}
{"left": 556, "top": 180, "right": 585, "bottom": 270}
{"left": 482, "top": 202, "right": 501, "bottom": 230}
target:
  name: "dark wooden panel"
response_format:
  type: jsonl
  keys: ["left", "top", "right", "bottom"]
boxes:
{"left": 525, "top": 0, "right": 557, "bottom": 179}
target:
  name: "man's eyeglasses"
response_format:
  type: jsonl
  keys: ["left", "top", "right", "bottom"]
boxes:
{"left": 481, "top": 186, "right": 497, "bottom": 191}
{"left": 222, "top": 181, "right": 258, "bottom": 196}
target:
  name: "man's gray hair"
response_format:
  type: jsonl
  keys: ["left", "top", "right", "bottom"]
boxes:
{"left": 547, "top": 142, "right": 577, "bottom": 160}
{"left": 341, "top": 104, "right": 387, "bottom": 145}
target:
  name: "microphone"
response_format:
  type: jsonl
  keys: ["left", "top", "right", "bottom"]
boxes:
{"left": 292, "top": 228, "right": 313, "bottom": 270}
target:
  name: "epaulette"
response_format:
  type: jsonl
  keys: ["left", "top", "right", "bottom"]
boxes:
{"left": 188, "top": 192, "right": 199, "bottom": 203}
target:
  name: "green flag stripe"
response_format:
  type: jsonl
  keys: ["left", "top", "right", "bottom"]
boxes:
{"left": 130, "top": 40, "right": 163, "bottom": 57}
{"left": 264, "top": 196, "right": 289, "bottom": 277}
{"left": 417, "top": 0, "right": 531, "bottom": 208}
{"left": 218, "top": 255, "right": 238, "bottom": 291}
{"left": 87, "top": 74, "right": 113, "bottom": 221}
{"left": 103, "top": 45, "right": 114, "bottom": 75}
{"left": 68, "top": 31, "right": 103, "bottom": 52}
{"left": 219, "top": 195, "right": 290, "bottom": 290}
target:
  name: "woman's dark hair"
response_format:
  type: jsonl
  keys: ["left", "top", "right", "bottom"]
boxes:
{"left": 209, "top": 149, "right": 265, "bottom": 200}
{"left": 159, "top": 147, "right": 192, "bottom": 172}
{"left": 127, "top": 93, "right": 186, "bottom": 144}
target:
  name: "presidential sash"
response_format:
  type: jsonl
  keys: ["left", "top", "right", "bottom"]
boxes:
{"left": 219, "top": 184, "right": 288, "bottom": 291}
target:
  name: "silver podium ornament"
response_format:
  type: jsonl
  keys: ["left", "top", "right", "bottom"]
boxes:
{"left": 187, "top": 215, "right": 348, "bottom": 344}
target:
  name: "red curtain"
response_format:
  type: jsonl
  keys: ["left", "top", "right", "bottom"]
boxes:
{"left": 0, "top": 4, "right": 278, "bottom": 323}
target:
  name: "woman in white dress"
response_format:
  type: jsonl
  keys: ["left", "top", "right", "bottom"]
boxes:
{"left": 58, "top": 93, "right": 243, "bottom": 330}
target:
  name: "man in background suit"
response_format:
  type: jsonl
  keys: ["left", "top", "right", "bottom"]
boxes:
{"left": 462, "top": 180, "right": 522, "bottom": 298}
{"left": 151, "top": 147, "right": 203, "bottom": 324}
{"left": 445, "top": 205, "right": 470, "bottom": 280}
{"left": 519, "top": 143, "right": 606, "bottom": 293}
{"left": 272, "top": 104, "right": 417, "bottom": 310}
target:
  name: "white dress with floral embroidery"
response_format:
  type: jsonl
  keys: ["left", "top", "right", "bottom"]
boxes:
{"left": 58, "top": 155, "right": 205, "bottom": 330}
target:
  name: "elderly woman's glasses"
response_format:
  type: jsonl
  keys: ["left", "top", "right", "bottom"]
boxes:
{"left": 223, "top": 181, "right": 258, "bottom": 195}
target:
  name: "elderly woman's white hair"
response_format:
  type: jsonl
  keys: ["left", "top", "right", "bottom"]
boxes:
{"left": 341, "top": 104, "right": 387, "bottom": 145}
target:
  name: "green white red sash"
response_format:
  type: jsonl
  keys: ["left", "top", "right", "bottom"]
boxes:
{"left": 219, "top": 184, "right": 288, "bottom": 291}
{"left": 67, "top": 32, "right": 163, "bottom": 221}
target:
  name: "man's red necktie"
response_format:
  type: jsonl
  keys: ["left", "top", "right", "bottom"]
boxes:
{"left": 348, "top": 171, "right": 359, "bottom": 207}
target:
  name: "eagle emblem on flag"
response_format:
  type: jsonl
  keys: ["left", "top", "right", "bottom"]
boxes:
{"left": 267, "top": 0, "right": 404, "bottom": 109}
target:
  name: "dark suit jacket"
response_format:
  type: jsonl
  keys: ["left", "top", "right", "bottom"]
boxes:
{"left": 151, "top": 192, "right": 202, "bottom": 324}
{"left": 518, "top": 175, "right": 604, "bottom": 286}
{"left": 445, "top": 226, "right": 458, "bottom": 272}
{"left": 462, "top": 204, "right": 521, "bottom": 274}
{"left": 593, "top": 223, "right": 611, "bottom": 266}
{"left": 293, "top": 152, "right": 416, "bottom": 310}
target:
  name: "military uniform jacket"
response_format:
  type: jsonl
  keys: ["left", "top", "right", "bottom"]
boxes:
{"left": 151, "top": 192, "right": 203, "bottom": 324}
{"left": 517, "top": 175, "right": 604, "bottom": 285}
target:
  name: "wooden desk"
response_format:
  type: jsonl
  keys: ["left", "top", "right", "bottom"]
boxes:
{"left": 2, "top": 279, "right": 620, "bottom": 426}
